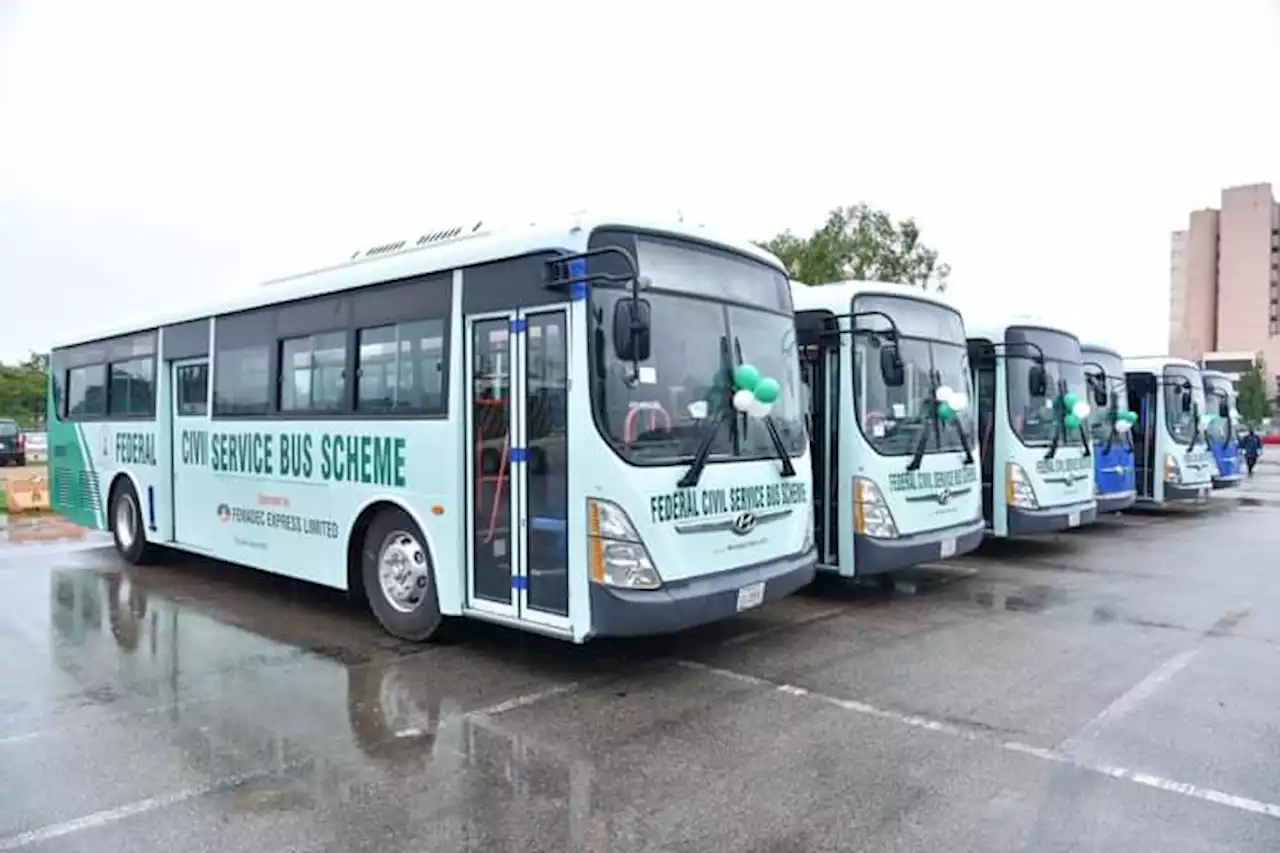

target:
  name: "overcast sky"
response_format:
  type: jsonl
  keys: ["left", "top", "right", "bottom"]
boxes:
{"left": 2, "top": 0, "right": 1278, "bottom": 360}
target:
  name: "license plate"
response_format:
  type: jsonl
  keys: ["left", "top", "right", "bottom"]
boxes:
{"left": 736, "top": 581, "right": 766, "bottom": 612}
{"left": 939, "top": 538, "right": 957, "bottom": 559}
{"left": 1067, "top": 511, "right": 1081, "bottom": 528}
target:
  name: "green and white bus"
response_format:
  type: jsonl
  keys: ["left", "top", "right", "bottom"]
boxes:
{"left": 46, "top": 215, "right": 816, "bottom": 643}
{"left": 790, "top": 281, "right": 985, "bottom": 578}
{"left": 966, "top": 318, "right": 1098, "bottom": 536}
{"left": 1123, "top": 355, "right": 1215, "bottom": 504}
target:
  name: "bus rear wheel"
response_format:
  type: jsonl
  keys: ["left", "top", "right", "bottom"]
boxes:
{"left": 109, "top": 479, "right": 155, "bottom": 565}
{"left": 361, "top": 507, "right": 443, "bottom": 642}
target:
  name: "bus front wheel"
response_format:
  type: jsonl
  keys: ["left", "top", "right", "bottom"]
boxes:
{"left": 361, "top": 507, "right": 444, "bottom": 642}
{"left": 109, "top": 479, "right": 155, "bottom": 565}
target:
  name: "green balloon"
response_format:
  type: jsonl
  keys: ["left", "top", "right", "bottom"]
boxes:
{"left": 1064, "top": 412, "right": 1081, "bottom": 430}
{"left": 937, "top": 401, "right": 955, "bottom": 422}
{"left": 753, "top": 376, "right": 780, "bottom": 404}
{"left": 733, "top": 363, "right": 760, "bottom": 391}
{"left": 1062, "top": 392, "right": 1079, "bottom": 409}
{"left": 1122, "top": 410, "right": 1138, "bottom": 424}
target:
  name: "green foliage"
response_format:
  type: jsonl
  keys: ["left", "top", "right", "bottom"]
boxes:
{"left": 0, "top": 352, "right": 48, "bottom": 427}
{"left": 1236, "top": 354, "right": 1272, "bottom": 425}
{"left": 755, "top": 203, "right": 951, "bottom": 291}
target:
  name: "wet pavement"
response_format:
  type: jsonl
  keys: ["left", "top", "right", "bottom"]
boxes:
{"left": 2, "top": 479, "right": 1279, "bottom": 852}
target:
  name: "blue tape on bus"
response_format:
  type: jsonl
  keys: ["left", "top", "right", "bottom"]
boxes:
{"left": 568, "top": 258, "right": 587, "bottom": 300}
{"left": 511, "top": 576, "right": 528, "bottom": 590}
{"left": 571, "top": 282, "right": 587, "bottom": 300}
{"left": 511, "top": 317, "right": 528, "bottom": 333}
{"left": 510, "top": 447, "right": 528, "bottom": 463}
{"left": 146, "top": 485, "right": 156, "bottom": 531}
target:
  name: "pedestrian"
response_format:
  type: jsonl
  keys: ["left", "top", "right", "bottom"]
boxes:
{"left": 1241, "top": 426, "right": 1263, "bottom": 477}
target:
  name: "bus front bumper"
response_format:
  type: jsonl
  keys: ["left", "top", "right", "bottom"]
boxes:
{"left": 1095, "top": 490, "right": 1137, "bottom": 514}
{"left": 852, "top": 518, "right": 985, "bottom": 577}
{"left": 1212, "top": 474, "right": 1242, "bottom": 490}
{"left": 1007, "top": 500, "right": 1097, "bottom": 536}
{"left": 586, "top": 547, "right": 817, "bottom": 638}
{"left": 1164, "top": 481, "right": 1213, "bottom": 501}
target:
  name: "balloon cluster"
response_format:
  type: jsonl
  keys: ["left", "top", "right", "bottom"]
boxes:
{"left": 1061, "top": 392, "right": 1093, "bottom": 430}
{"left": 933, "top": 385, "right": 969, "bottom": 422}
{"left": 731, "top": 364, "right": 781, "bottom": 418}
{"left": 1113, "top": 407, "right": 1138, "bottom": 433}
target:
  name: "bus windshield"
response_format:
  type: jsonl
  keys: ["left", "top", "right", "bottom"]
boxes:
{"left": 1084, "top": 351, "right": 1128, "bottom": 443}
{"left": 1203, "top": 376, "right": 1236, "bottom": 445}
{"left": 589, "top": 237, "right": 806, "bottom": 465}
{"left": 852, "top": 294, "right": 974, "bottom": 457}
{"left": 1005, "top": 327, "right": 1087, "bottom": 447}
{"left": 1164, "top": 365, "right": 1206, "bottom": 445}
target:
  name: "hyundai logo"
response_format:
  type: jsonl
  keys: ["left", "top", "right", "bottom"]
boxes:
{"left": 731, "top": 512, "right": 757, "bottom": 536}
{"left": 936, "top": 488, "right": 952, "bottom": 506}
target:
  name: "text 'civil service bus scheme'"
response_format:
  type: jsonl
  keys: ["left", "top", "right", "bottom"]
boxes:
{"left": 47, "top": 214, "right": 817, "bottom": 643}
{"left": 792, "top": 281, "right": 984, "bottom": 579}
{"left": 1124, "top": 356, "right": 1215, "bottom": 504}
{"left": 967, "top": 319, "right": 1098, "bottom": 537}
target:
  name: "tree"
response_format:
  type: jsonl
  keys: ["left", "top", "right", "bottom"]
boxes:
{"left": 756, "top": 203, "right": 951, "bottom": 291}
{"left": 0, "top": 352, "right": 47, "bottom": 427}
{"left": 1236, "top": 354, "right": 1272, "bottom": 425}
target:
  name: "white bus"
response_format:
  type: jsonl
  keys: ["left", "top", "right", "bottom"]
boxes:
{"left": 965, "top": 318, "right": 1098, "bottom": 536}
{"left": 791, "top": 281, "right": 985, "bottom": 578}
{"left": 1123, "top": 356, "right": 1216, "bottom": 503}
{"left": 46, "top": 214, "right": 816, "bottom": 643}
{"left": 1200, "top": 368, "right": 1243, "bottom": 489}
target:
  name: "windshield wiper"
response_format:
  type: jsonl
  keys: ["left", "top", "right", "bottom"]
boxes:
{"left": 677, "top": 336, "right": 733, "bottom": 489}
{"left": 1188, "top": 401, "right": 1201, "bottom": 451}
{"left": 906, "top": 370, "right": 974, "bottom": 472}
{"left": 734, "top": 336, "right": 796, "bottom": 480}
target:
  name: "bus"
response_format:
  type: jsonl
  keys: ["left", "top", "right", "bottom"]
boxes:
{"left": 1080, "top": 343, "right": 1137, "bottom": 513}
{"left": 1200, "top": 368, "right": 1242, "bottom": 489}
{"left": 965, "top": 318, "right": 1098, "bottom": 536}
{"left": 46, "top": 214, "right": 817, "bottom": 643}
{"left": 1123, "top": 356, "right": 1215, "bottom": 504}
{"left": 790, "top": 281, "right": 985, "bottom": 579}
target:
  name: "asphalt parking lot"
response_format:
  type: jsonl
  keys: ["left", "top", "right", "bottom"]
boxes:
{"left": 1, "top": 474, "right": 1279, "bottom": 852}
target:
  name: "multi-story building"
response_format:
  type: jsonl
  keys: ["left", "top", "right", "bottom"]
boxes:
{"left": 1169, "top": 183, "right": 1280, "bottom": 398}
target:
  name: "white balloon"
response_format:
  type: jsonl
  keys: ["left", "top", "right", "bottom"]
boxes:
{"left": 732, "top": 389, "right": 755, "bottom": 413}
{"left": 748, "top": 398, "right": 773, "bottom": 419}
{"left": 1072, "top": 401, "right": 1091, "bottom": 419}
{"left": 935, "top": 385, "right": 956, "bottom": 406}
{"left": 950, "top": 392, "right": 970, "bottom": 412}
{"left": 1115, "top": 419, "right": 1132, "bottom": 434}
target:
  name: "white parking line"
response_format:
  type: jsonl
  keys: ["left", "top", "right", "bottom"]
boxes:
{"left": 0, "top": 680, "right": 581, "bottom": 850}
{"left": 677, "top": 659, "right": 1280, "bottom": 821}
{"left": 1058, "top": 647, "right": 1198, "bottom": 753}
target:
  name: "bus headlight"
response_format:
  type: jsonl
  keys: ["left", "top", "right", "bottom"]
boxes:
{"left": 1005, "top": 463, "right": 1039, "bottom": 509}
{"left": 586, "top": 498, "right": 662, "bottom": 590}
{"left": 1163, "top": 453, "right": 1181, "bottom": 484}
{"left": 853, "top": 477, "right": 898, "bottom": 539}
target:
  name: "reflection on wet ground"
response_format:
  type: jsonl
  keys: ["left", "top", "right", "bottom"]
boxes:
{"left": 3, "top": 490, "right": 1280, "bottom": 851}
{"left": 0, "top": 514, "right": 86, "bottom": 544}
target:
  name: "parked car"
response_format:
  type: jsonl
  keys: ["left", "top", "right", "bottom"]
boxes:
{"left": 0, "top": 420, "right": 26, "bottom": 466}
{"left": 24, "top": 431, "right": 47, "bottom": 463}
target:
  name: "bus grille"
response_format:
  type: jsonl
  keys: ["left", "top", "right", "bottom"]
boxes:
{"left": 51, "top": 467, "right": 101, "bottom": 515}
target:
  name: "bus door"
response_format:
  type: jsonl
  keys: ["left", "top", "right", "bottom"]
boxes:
{"left": 169, "top": 358, "right": 210, "bottom": 547}
{"left": 796, "top": 311, "right": 839, "bottom": 568}
{"left": 1127, "top": 374, "right": 1156, "bottom": 498}
{"left": 968, "top": 342, "right": 997, "bottom": 528}
{"left": 465, "top": 308, "right": 571, "bottom": 633}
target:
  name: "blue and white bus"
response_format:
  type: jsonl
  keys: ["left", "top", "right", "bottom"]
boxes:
{"left": 791, "top": 281, "right": 984, "bottom": 580}
{"left": 1080, "top": 343, "right": 1137, "bottom": 514}
{"left": 1123, "top": 356, "right": 1215, "bottom": 504}
{"left": 1200, "top": 368, "right": 1242, "bottom": 489}
{"left": 966, "top": 318, "right": 1097, "bottom": 536}
{"left": 46, "top": 214, "right": 817, "bottom": 643}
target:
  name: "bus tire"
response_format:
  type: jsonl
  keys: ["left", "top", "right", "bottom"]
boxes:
{"left": 361, "top": 507, "right": 444, "bottom": 642}
{"left": 109, "top": 479, "right": 154, "bottom": 565}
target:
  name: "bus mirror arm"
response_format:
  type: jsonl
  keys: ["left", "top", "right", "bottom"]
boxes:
{"left": 546, "top": 247, "right": 651, "bottom": 382}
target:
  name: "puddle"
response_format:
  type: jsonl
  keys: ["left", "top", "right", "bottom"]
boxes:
{"left": 0, "top": 515, "right": 86, "bottom": 544}
{"left": 959, "top": 582, "right": 1066, "bottom": 613}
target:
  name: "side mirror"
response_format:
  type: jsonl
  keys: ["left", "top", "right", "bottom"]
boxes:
{"left": 1028, "top": 364, "right": 1047, "bottom": 397}
{"left": 1180, "top": 391, "right": 1192, "bottom": 413}
{"left": 879, "top": 344, "right": 905, "bottom": 387}
{"left": 1219, "top": 399, "right": 1230, "bottom": 418}
{"left": 1089, "top": 375, "right": 1107, "bottom": 407}
{"left": 612, "top": 298, "right": 651, "bottom": 362}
